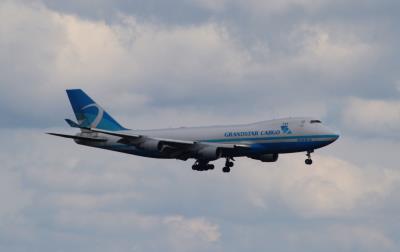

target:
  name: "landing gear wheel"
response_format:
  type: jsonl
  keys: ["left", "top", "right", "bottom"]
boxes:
{"left": 222, "top": 167, "right": 231, "bottom": 173}
{"left": 223, "top": 158, "right": 234, "bottom": 173}
{"left": 305, "top": 150, "right": 313, "bottom": 165}
{"left": 192, "top": 161, "right": 214, "bottom": 171}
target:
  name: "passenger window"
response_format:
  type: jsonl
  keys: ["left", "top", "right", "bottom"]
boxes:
{"left": 310, "top": 120, "right": 322, "bottom": 124}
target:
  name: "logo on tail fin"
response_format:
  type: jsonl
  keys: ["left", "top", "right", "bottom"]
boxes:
{"left": 81, "top": 103, "right": 104, "bottom": 128}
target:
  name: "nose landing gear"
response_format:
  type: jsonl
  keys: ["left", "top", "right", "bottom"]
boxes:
{"left": 305, "top": 150, "right": 313, "bottom": 165}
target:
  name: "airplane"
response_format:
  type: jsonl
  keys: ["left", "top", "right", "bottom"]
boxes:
{"left": 48, "top": 89, "right": 339, "bottom": 173}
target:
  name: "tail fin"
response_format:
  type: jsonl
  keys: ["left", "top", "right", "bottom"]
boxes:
{"left": 66, "top": 89, "right": 127, "bottom": 131}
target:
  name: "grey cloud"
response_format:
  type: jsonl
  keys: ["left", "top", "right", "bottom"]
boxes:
{"left": 2, "top": 0, "right": 399, "bottom": 131}
{"left": 1, "top": 0, "right": 400, "bottom": 251}
{"left": 36, "top": 0, "right": 211, "bottom": 24}
{"left": 2, "top": 128, "right": 400, "bottom": 251}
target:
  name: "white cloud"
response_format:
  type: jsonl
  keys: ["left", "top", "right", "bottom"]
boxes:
{"left": 0, "top": 166, "right": 32, "bottom": 222}
{"left": 286, "top": 24, "right": 376, "bottom": 77}
{"left": 55, "top": 210, "right": 220, "bottom": 251}
{"left": 0, "top": 128, "right": 224, "bottom": 250}
{"left": 49, "top": 192, "right": 141, "bottom": 209}
{"left": 235, "top": 154, "right": 400, "bottom": 218}
{"left": 328, "top": 225, "right": 394, "bottom": 251}
{"left": 342, "top": 97, "right": 400, "bottom": 135}
{"left": 0, "top": 0, "right": 378, "bottom": 128}
{"left": 189, "top": 0, "right": 333, "bottom": 14}
{"left": 55, "top": 211, "right": 221, "bottom": 243}
{"left": 281, "top": 156, "right": 398, "bottom": 217}
{"left": 175, "top": 0, "right": 329, "bottom": 15}
{"left": 241, "top": 0, "right": 330, "bottom": 13}
{"left": 0, "top": 150, "right": 34, "bottom": 242}
{"left": 163, "top": 216, "right": 221, "bottom": 244}
{"left": 1, "top": 0, "right": 400, "bottom": 251}
{"left": 2, "top": 124, "right": 400, "bottom": 251}
{"left": 0, "top": 0, "right": 253, "bottom": 124}
{"left": 46, "top": 10, "right": 251, "bottom": 91}
{"left": 286, "top": 225, "right": 394, "bottom": 251}
{"left": 185, "top": 0, "right": 227, "bottom": 11}
{"left": 55, "top": 210, "right": 158, "bottom": 231}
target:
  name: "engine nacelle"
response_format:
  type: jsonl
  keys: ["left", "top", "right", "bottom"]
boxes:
{"left": 196, "top": 146, "right": 221, "bottom": 161}
{"left": 138, "top": 140, "right": 162, "bottom": 152}
{"left": 250, "top": 153, "right": 279, "bottom": 162}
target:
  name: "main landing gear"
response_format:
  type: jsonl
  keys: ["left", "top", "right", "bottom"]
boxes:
{"left": 305, "top": 150, "right": 313, "bottom": 165}
{"left": 192, "top": 158, "right": 235, "bottom": 173}
{"left": 223, "top": 157, "right": 234, "bottom": 173}
{"left": 192, "top": 160, "right": 214, "bottom": 171}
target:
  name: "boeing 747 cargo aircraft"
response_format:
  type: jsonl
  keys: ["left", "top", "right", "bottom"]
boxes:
{"left": 48, "top": 89, "right": 339, "bottom": 173}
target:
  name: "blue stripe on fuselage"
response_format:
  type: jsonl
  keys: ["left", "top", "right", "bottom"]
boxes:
{"left": 200, "top": 134, "right": 338, "bottom": 154}
{"left": 200, "top": 134, "right": 338, "bottom": 143}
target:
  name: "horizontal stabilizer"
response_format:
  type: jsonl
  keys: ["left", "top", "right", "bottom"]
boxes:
{"left": 65, "top": 119, "right": 80, "bottom": 128}
{"left": 47, "top": 133, "right": 107, "bottom": 142}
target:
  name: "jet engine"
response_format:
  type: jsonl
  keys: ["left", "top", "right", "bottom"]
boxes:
{"left": 250, "top": 153, "right": 279, "bottom": 162}
{"left": 196, "top": 146, "right": 221, "bottom": 161}
{"left": 138, "top": 140, "right": 162, "bottom": 152}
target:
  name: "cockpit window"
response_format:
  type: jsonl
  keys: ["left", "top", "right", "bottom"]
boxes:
{"left": 310, "top": 120, "right": 322, "bottom": 124}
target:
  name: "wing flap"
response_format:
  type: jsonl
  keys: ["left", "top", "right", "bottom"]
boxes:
{"left": 88, "top": 128, "right": 142, "bottom": 140}
{"left": 47, "top": 133, "right": 107, "bottom": 142}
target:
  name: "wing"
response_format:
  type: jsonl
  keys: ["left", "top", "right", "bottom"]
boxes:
{"left": 88, "top": 128, "right": 250, "bottom": 160}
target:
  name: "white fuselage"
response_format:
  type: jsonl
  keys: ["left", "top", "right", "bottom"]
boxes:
{"left": 80, "top": 117, "right": 339, "bottom": 159}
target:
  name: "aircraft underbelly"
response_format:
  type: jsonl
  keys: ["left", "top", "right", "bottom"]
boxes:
{"left": 253, "top": 140, "right": 332, "bottom": 154}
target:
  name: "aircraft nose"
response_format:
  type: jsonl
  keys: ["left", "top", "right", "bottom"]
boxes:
{"left": 323, "top": 126, "right": 339, "bottom": 143}
{"left": 329, "top": 130, "right": 340, "bottom": 143}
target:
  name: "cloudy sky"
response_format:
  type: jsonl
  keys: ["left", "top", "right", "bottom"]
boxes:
{"left": 1, "top": 0, "right": 400, "bottom": 251}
